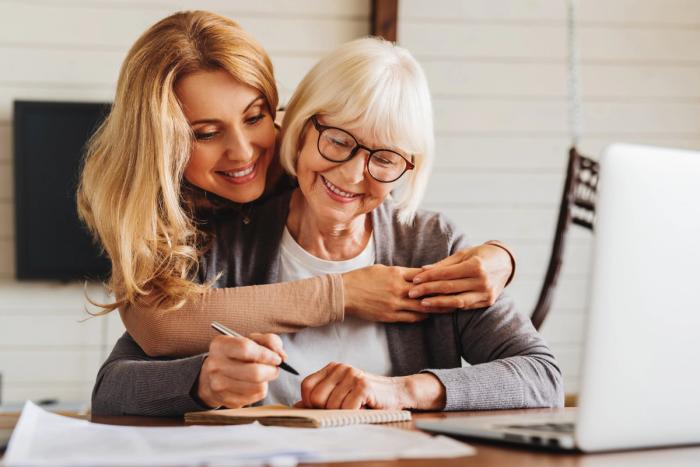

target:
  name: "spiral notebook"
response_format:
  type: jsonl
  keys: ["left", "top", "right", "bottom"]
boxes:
{"left": 185, "top": 404, "right": 411, "bottom": 428}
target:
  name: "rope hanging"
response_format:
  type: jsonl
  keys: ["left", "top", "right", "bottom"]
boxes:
{"left": 567, "top": 0, "right": 582, "bottom": 148}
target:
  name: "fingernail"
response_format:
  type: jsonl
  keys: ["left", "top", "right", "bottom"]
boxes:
{"left": 413, "top": 277, "right": 423, "bottom": 284}
{"left": 422, "top": 264, "right": 435, "bottom": 269}
{"left": 408, "top": 289, "right": 418, "bottom": 298}
{"left": 421, "top": 300, "right": 431, "bottom": 307}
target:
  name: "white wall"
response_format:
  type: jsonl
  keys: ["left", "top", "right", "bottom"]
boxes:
{"left": 0, "top": 0, "right": 369, "bottom": 404}
{"left": 1, "top": 0, "right": 699, "bottom": 404}
{"left": 399, "top": 0, "right": 700, "bottom": 393}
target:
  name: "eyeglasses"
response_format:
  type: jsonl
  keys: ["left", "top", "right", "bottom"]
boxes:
{"left": 311, "top": 116, "right": 414, "bottom": 183}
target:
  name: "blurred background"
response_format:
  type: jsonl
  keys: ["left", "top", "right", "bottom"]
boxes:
{"left": 1, "top": 0, "right": 699, "bottom": 405}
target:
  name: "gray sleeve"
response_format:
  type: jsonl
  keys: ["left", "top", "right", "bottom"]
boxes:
{"left": 423, "top": 225, "right": 564, "bottom": 411}
{"left": 424, "top": 294, "right": 565, "bottom": 410}
{"left": 91, "top": 332, "right": 210, "bottom": 416}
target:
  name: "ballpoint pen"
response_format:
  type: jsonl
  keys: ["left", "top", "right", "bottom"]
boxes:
{"left": 211, "top": 321, "right": 299, "bottom": 375}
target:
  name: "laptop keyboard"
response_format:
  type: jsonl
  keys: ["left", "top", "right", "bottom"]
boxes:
{"left": 503, "top": 422, "right": 575, "bottom": 433}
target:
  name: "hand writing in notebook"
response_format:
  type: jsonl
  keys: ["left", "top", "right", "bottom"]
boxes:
{"left": 296, "top": 362, "right": 447, "bottom": 411}
{"left": 196, "top": 332, "right": 288, "bottom": 409}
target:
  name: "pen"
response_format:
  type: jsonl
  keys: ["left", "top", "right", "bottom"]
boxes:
{"left": 210, "top": 321, "right": 299, "bottom": 376}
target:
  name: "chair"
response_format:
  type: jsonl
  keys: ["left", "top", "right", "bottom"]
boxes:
{"left": 531, "top": 147, "right": 599, "bottom": 330}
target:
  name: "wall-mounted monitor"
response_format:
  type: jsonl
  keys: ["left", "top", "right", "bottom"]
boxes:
{"left": 13, "top": 100, "right": 111, "bottom": 281}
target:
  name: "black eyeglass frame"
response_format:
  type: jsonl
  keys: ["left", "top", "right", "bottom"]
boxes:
{"left": 310, "top": 115, "right": 415, "bottom": 183}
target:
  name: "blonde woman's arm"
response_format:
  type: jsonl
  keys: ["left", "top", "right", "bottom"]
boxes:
{"left": 121, "top": 274, "right": 344, "bottom": 357}
{"left": 122, "top": 241, "right": 517, "bottom": 358}
{"left": 121, "top": 265, "right": 429, "bottom": 357}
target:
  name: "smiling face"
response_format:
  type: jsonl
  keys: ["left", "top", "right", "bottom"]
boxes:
{"left": 177, "top": 69, "right": 276, "bottom": 203}
{"left": 294, "top": 116, "right": 403, "bottom": 226}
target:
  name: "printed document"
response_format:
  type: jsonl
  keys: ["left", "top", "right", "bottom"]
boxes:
{"left": 4, "top": 401, "right": 474, "bottom": 466}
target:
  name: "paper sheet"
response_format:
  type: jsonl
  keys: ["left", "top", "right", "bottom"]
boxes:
{"left": 4, "top": 401, "right": 474, "bottom": 466}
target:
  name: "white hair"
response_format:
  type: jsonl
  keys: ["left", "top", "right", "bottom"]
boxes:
{"left": 279, "top": 37, "right": 434, "bottom": 224}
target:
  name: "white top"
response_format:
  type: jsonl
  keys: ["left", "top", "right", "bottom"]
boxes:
{"left": 263, "top": 226, "right": 393, "bottom": 406}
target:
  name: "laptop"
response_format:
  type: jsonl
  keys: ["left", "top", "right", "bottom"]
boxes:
{"left": 416, "top": 144, "right": 700, "bottom": 452}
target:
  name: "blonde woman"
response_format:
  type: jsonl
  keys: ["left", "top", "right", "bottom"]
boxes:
{"left": 92, "top": 37, "right": 561, "bottom": 416}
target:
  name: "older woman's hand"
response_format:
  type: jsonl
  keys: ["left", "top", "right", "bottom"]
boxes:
{"left": 196, "top": 333, "right": 285, "bottom": 409}
{"left": 297, "top": 362, "right": 445, "bottom": 410}
{"left": 408, "top": 243, "right": 514, "bottom": 310}
{"left": 342, "top": 264, "right": 432, "bottom": 323}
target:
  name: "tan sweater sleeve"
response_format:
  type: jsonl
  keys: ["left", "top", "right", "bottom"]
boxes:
{"left": 120, "top": 274, "right": 344, "bottom": 357}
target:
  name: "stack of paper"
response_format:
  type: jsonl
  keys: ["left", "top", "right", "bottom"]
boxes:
{"left": 4, "top": 402, "right": 474, "bottom": 466}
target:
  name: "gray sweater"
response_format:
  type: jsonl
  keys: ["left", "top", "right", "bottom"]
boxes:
{"left": 92, "top": 190, "right": 564, "bottom": 416}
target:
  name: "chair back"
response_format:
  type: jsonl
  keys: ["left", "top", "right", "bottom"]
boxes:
{"left": 531, "top": 147, "right": 598, "bottom": 330}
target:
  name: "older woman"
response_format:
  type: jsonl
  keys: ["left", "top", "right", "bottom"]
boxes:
{"left": 92, "top": 37, "right": 562, "bottom": 416}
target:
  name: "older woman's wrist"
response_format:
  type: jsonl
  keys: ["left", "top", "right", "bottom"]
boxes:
{"left": 400, "top": 373, "right": 446, "bottom": 411}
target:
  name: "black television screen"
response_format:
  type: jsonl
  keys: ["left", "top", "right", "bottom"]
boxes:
{"left": 13, "top": 100, "right": 112, "bottom": 281}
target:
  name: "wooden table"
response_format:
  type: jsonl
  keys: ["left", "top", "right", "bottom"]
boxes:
{"left": 4, "top": 409, "right": 700, "bottom": 466}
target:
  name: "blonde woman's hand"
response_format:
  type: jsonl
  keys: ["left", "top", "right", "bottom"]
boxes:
{"left": 408, "top": 243, "right": 514, "bottom": 310}
{"left": 342, "top": 264, "right": 432, "bottom": 323}
{"left": 296, "top": 362, "right": 445, "bottom": 410}
{"left": 196, "top": 333, "right": 285, "bottom": 409}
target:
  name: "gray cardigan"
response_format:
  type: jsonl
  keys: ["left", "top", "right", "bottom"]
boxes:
{"left": 92, "top": 190, "right": 564, "bottom": 416}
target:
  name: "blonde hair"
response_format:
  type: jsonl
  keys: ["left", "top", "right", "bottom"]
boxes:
{"left": 77, "top": 10, "right": 278, "bottom": 313}
{"left": 279, "top": 37, "right": 434, "bottom": 224}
